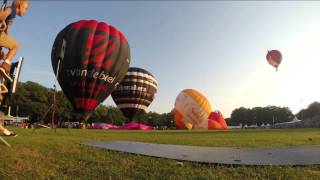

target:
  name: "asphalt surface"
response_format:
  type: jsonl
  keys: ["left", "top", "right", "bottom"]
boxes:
{"left": 81, "top": 141, "right": 320, "bottom": 165}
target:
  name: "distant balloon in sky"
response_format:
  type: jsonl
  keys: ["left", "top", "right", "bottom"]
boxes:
{"left": 208, "top": 111, "right": 228, "bottom": 130}
{"left": 51, "top": 20, "right": 130, "bottom": 126}
{"left": 266, "top": 50, "right": 282, "bottom": 71}
{"left": 111, "top": 67, "right": 157, "bottom": 121}
{"left": 173, "top": 89, "right": 211, "bottom": 130}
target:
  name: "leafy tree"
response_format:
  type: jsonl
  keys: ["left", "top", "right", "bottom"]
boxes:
{"left": 9, "top": 81, "right": 50, "bottom": 123}
{"left": 229, "top": 106, "right": 293, "bottom": 126}
{"left": 229, "top": 107, "right": 251, "bottom": 126}
{"left": 297, "top": 101, "right": 320, "bottom": 120}
{"left": 54, "top": 90, "right": 76, "bottom": 126}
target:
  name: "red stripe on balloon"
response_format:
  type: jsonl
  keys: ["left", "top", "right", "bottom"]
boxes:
{"left": 96, "top": 22, "right": 109, "bottom": 33}
{"left": 109, "top": 26, "right": 119, "bottom": 38}
{"left": 72, "top": 20, "right": 128, "bottom": 44}
{"left": 83, "top": 33, "right": 95, "bottom": 65}
{"left": 119, "top": 32, "right": 128, "bottom": 44}
{"left": 101, "top": 40, "right": 116, "bottom": 70}
{"left": 91, "top": 21, "right": 110, "bottom": 55}
{"left": 109, "top": 26, "right": 128, "bottom": 44}
{"left": 74, "top": 98, "right": 99, "bottom": 110}
{"left": 102, "top": 58, "right": 113, "bottom": 70}
{"left": 90, "top": 35, "right": 109, "bottom": 55}
{"left": 72, "top": 20, "right": 98, "bottom": 29}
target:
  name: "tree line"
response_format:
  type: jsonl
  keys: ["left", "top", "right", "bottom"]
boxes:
{"left": 228, "top": 106, "right": 294, "bottom": 126}
{"left": 5, "top": 81, "right": 320, "bottom": 128}
{"left": 7, "top": 81, "right": 174, "bottom": 128}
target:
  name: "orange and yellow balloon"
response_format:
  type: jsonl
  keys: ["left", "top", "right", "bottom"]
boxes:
{"left": 173, "top": 89, "right": 211, "bottom": 129}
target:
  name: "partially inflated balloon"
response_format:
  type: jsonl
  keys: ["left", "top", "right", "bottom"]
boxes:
{"left": 173, "top": 89, "right": 211, "bottom": 129}
{"left": 172, "top": 109, "right": 187, "bottom": 129}
{"left": 266, "top": 50, "right": 282, "bottom": 71}
{"left": 208, "top": 111, "right": 228, "bottom": 130}
{"left": 51, "top": 20, "right": 130, "bottom": 123}
{"left": 111, "top": 67, "right": 157, "bottom": 121}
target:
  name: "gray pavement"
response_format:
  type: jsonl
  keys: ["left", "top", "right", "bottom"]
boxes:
{"left": 81, "top": 141, "right": 320, "bottom": 165}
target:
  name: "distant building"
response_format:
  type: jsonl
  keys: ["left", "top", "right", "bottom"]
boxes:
{"left": 273, "top": 115, "right": 320, "bottom": 128}
{"left": 3, "top": 115, "right": 29, "bottom": 127}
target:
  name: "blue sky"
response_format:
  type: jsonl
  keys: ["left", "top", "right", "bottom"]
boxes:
{"left": 10, "top": 1, "right": 320, "bottom": 117}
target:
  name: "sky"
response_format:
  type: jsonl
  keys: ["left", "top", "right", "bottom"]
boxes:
{"left": 9, "top": 1, "right": 320, "bottom": 117}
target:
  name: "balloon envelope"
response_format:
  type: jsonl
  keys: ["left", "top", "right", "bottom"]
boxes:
{"left": 51, "top": 20, "right": 130, "bottom": 122}
{"left": 173, "top": 89, "right": 211, "bottom": 129}
{"left": 111, "top": 67, "right": 157, "bottom": 121}
{"left": 172, "top": 109, "right": 187, "bottom": 129}
{"left": 266, "top": 50, "right": 282, "bottom": 70}
{"left": 208, "top": 111, "right": 228, "bottom": 130}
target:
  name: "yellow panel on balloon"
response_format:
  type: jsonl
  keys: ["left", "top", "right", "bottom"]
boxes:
{"left": 182, "top": 89, "right": 211, "bottom": 115}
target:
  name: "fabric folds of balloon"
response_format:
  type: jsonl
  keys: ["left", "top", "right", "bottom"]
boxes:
{"left": 208, "top": 111, "right": 228, "bottom": 130}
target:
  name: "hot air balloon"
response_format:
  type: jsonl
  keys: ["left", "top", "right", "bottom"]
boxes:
{"left": 111, "top": 67, "right": 157, "bottom": 121}
{"left": 51, "top": 20, "right": 130, "bottom": 127}
{"left": 266, "top": 50, "right": 282, "bottom": 71}
{"left": 173, "top": 89, "right": 211, "bottom": 130}
{"left": 208, "top": 111, "right": 228, "bottom": 130}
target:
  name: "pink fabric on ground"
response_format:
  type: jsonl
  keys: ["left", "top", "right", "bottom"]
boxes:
{"left": 92, "top": 122, "right": 153, "bottom": 130}
{"left": 119, "top": 122, "right": 154, "bottom": 130}
{"left": 92, "top": 123, "right": 119, "bottom": 129}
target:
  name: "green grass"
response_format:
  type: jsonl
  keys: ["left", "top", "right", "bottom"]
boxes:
{"left": 0, "top": 128, "right": 319, "bottom": 179}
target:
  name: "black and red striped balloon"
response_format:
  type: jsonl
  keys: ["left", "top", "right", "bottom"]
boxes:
{"left": 51, "top": 20, "right": 130, "bottom": 122}
{"left": 111, "top": 67, "right": 157, "bottom": 121}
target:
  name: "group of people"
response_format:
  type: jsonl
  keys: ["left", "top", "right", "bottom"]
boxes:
{"left": 0, "top": 0, "right": 29, "bottom": 137}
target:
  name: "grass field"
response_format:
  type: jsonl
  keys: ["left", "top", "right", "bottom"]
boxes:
{"left": 0, "top": 128, "right": 319, "bottom": 179}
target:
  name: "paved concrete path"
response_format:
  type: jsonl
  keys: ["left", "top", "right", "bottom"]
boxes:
{"left": 81, "top": 141, "right": 320, "bottom": 165}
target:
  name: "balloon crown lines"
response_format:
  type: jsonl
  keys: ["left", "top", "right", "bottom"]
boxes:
{"left": 66, "top": 69, "right": 116, "bottom": 84}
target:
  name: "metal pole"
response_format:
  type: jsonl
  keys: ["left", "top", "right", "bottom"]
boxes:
{"left": 51, "top": 86, "right": 56, "bottom": 131}
{"left": 300, "top": 99, "right": 303, "bottom": 120}
{"left": 51, "top": 60, "right": 61, "bottom": 132}
{"left": 273, "top": 115, "right": 275, "bottom": 127}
